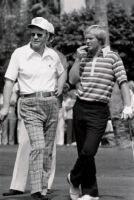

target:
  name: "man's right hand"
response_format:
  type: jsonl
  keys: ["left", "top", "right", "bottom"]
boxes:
{"left": 77, "top": 45, "right": 88, "bottom": 59}
{"left": 0, "top": 107, "right": 9, "bottom": 122}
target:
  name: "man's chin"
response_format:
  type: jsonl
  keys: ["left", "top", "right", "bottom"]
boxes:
{"left": 31, "top": 44, "right": 40, "bottom": 51}
{"left": 33, "top": 43, "right": 40, "bottom": 47}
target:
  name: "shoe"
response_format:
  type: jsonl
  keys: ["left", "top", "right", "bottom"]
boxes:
{"left": 3, "top": 189, "right": 24, "bottom": 196}
{"left": 78, "top": 194, "right": 99, "bottom": 200}
{"left": 67, "top": 173, "right": 80, "bottom": 200}
{"left": 31, "top": 192, "right": 42, "bottom": 199}
{"left": 71, "top": 142, "right": 76, "bottom": 146}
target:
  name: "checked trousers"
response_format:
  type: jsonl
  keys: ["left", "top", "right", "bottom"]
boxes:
{"left": 20, "top": 96, "right": 58, "bottom": 194}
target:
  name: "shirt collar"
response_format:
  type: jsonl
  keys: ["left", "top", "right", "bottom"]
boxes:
{"left": 42, "top": 46, "right": 54, "bottom": 60}
{"left": 25, "top": 43, "right": 55, "bottom": 60}
{"left": 94, "top": 46, "right": 111, "bottom": 58}
{"left": 102, "top": 46, "right": 110, "bottom": 57}
{"left": 25, "top": 43, "right": 36, "bottom": 59}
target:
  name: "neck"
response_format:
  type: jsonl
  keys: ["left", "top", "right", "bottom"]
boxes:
{"left": 36, "top": 48, "right": 44, "bottom": 56}
{"left": 88, "top": 46, "right": 102, "bottom": 58}
{"left": 30, "top": 44, "right": 46, "bottom": 56}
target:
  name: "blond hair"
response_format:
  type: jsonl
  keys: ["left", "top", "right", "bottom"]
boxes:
{"left": 84, "top": 25, "right": 107, "bottom": 46}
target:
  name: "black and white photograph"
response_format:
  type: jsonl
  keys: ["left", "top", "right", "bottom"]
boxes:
{"left": 0, "top": 0, "right": 134, "bottom": 200}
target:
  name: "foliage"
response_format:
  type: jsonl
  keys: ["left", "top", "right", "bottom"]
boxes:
{"left": 0, "top": 1, "right": 134, "bottom": 92}
{"left": 0, "top": 0, "right": 30, "bottom": 73}
{"left": 107, "top": 2, "right": 134, "bottom": 77}
{"left": 39, "top": 2, "right": 134, "bottom": 73}
{"left": 48, "top": 3, "right": 134, "bottom": 76}
{"left": 52, "top": 9, "right": 95, "bottom": 67}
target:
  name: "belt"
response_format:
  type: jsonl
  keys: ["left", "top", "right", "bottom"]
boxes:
{"left": 77, "top": 97, "right": 107, "bottom": 106}
{"left": 20, "top": 91, "right": 55, "bottom": 98}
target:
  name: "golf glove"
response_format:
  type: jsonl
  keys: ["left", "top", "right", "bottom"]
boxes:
{"left": 121, "top": 105, "right": 133, "bottom": 119}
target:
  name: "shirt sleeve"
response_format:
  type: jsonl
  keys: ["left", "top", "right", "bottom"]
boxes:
{"left": 112, "top": 53, "right": 127, "bottom": 85}
{"left": 5, "top": 49, "right": 19, "bottom": 81}
{"left": 55, "top": 54, "right": 64, "bottom": 77}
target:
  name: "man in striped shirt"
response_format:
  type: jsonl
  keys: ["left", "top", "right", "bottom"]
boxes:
{"left": 67, "top": 25, "right": 133, "bottom": 200}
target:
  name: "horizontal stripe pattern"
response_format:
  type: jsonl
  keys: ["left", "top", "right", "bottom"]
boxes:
{"left": 77, "top": 51, "right": 127, "bottom": 103}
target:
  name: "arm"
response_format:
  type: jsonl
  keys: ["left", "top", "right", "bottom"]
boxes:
{"left": 0, "top": 79, "right": 15, "bottom": 121}
{"left": 120, "top": 82, "right": 131, "bottom": 106}
{"left": 69, "top": 45, "right": 88, "bottom": 85}
{"left": 112, "top": 52, "right": 133, "bottom": 119}
{"left": 56, "top": 69, "right": 67, "bottom": 97}
{"left": 120, "top": 81, "right": 133, "bottom": 119}
{"left": 69, "top": 58, "right": 80, "bottom": 85}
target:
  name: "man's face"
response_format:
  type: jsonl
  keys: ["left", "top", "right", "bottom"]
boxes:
{"left": 30, "top": 27, "right": 49, "bottom": 51}
{"left": 85, "top": 33, "right": 100, "bottom": 53}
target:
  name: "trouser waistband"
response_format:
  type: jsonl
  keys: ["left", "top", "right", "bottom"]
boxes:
{"left": 20, "top": 91, "right": 55, "bottom": 98}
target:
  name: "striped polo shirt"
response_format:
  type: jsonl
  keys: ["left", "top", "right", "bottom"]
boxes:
{"left": 77, "top": 50, "right": 127, "bottom": 103}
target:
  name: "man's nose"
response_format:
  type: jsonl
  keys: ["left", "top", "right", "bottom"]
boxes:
{"left": 34, "top": 34, "right": 38, "bottom": 39}
{"left": 86, "top": 38, "right": 90, "bottom": 43}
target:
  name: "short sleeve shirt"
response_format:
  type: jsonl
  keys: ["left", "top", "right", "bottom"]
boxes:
{"left": 5, "top": 43, "right": 64, "bottom": 94}
{"left": 77, "top": 50, "right": 127, "bottom": 103}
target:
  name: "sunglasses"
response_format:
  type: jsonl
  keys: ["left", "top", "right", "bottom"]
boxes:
{"left": 31, "top": 33, "right": 44, "bottom": 38}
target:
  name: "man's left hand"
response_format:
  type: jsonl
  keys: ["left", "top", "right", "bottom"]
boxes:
{"left": 54, "top": 88, "right": 63, "bottom": 97}
{"left": 121, "top": 106, "right": 133, "bottom": 119}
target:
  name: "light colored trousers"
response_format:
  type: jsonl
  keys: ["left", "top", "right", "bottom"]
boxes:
{"left": 10, "top": 119, "right": 56, "bottom": 192}
{"left": 56, "top": 108, "right": 65, "bottom": 145}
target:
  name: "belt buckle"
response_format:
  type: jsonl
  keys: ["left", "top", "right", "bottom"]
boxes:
{"left": 36, "top": 92, "right": 43, "bottom": 97}
{"left": 50, "top": 92, "right": 54, "bottom": 97}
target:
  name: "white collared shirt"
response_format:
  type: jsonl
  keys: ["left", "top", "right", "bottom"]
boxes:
{"left": 5, "top": 43, "right": 64, "bottom": 94}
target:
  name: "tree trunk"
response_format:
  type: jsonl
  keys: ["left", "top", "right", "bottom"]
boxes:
{"left": 0, "top": 0, "right": 32, "bottom": 68}
{"left": 94, "top": 0, "right": 109, "bottom": 46}
{"left": 0, "top": 0, "right": 19, "bottom": 59}
{"left": 19, "top": 0, "right": 31, "bottom": 26}
{"left": 60, "top": 0, "right": 86, "bottom": 14}
{"left": 85, "top": 0, "right": 95, "bottom": 9}
{"left": 52, "top": 0, "right": 60, "bottom": 12}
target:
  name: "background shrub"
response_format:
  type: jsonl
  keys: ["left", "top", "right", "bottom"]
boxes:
{"left": 0, "top": 2, "right": 134, "bottom": 92}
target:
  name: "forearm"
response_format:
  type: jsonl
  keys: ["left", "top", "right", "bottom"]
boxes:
{"left": 3, "top": 79, "right": 15, "bottom": 110}
{"left": 69, "top": 58, "right": 80, "bottom": 85}
{"left": 120, "top": 81, "right": 131, "bottom": 107}
{"left": 58, "top": 70, "right": 67, "bottom": 93}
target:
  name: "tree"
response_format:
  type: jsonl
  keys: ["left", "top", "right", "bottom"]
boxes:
{"left": 19, "top": 0, "right": 31, "bottom": 30}
{"left": 0, "top": 0, "right": 19, "bottom": 66}
{"left": 85, "top": 0, "right": 95, "bottom": 9}
{"left": 94, "top": 0, "right": 109, "bottom": 46}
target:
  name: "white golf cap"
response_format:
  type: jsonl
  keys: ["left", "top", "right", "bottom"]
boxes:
{"left": 28, "top": 17, "right": 50, "bottom": 32}
{"left": 48, "top": 22, "right": 55, "bottom": 34}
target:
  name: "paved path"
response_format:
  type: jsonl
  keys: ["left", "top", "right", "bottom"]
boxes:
{"left": 0, "top": 145, "right": 134, "bottom": 200}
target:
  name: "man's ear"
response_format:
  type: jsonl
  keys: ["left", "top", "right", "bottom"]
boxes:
{"left": 98, "top": 39, "right": 103, "bottom": 47}
{"left": 47, "top": 32, "right": 50, "bottom": 40}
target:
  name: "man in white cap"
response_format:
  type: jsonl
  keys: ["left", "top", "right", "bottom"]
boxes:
{"left": 0, "top": 17, "right": 66, "bottom": 200}
{"left": 3, "top": 21, "right": 68, "bottom": 198}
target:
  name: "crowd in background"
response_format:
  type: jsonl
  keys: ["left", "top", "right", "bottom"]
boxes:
{"left": 0, "top": 80, "right": 134, "bottom": 147}
{"left": 102, "top": 80, "right": 134, "bottom": 148}
{"left": 0, "top": 84, "right": 18, "bottom": 145}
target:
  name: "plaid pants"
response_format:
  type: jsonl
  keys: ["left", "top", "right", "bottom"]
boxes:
{"left": 20, "top": 96, "right": 58, "bottom": 194}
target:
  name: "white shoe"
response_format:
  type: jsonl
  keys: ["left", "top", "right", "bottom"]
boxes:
{"left": 78, "top": 194, "right": 99, "bottom": 200}
{"left": 67, "top": 173, "right": 80, "bottom": 200}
